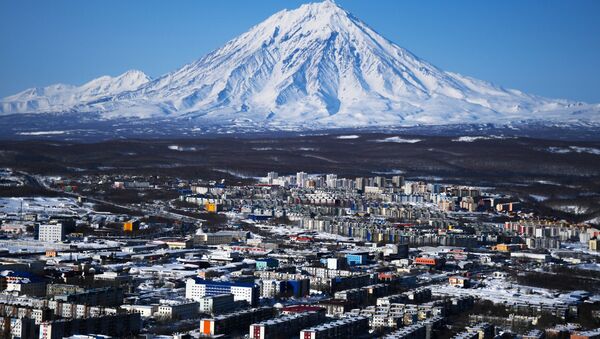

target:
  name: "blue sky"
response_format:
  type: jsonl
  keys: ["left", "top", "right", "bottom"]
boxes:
{"left": 1, "top": 0, "right": 599, "bottom": 102}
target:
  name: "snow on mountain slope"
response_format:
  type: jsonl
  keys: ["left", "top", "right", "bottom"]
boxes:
{"left": 1, "top": 1, "right": 598, "bottom": 128}
{"left": 0, "top": 70, "right": 150, "bottom": 114}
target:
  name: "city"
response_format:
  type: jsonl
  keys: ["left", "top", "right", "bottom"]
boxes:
{"left": 0, "top": 167, "right": 599, "bottom": 338}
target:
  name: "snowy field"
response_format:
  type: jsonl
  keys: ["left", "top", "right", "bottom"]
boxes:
{"left": 452, "top": 135, "right": 512, "bottom": 142}
{"left": 560, "top": 241, "right": 600, "bottom": 258}
{"left": 547, "top": 146, "right": 600, "bottom": 155}
{"left": 0, "top": 238, "right": 124, "bottom": 254}
{"left": 255, "top": 223, "right": 353, "bottom": 242}
{"left": 0, "top": 197, "right": 85, "bottom": 216}
{"left": 374, "top": 136, "right": 422, "bottom": 143}
{"left": 431, "top": 276, "right": 585, "bottom": 307}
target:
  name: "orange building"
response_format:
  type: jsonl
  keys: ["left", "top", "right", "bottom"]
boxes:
{"left": 123, "top": 220, "right": 140, "bottom": 232}
{"left": 201, "top": 319, "right": 215, "bottom": 336}
{"left": 571, "top": 331, "right": 600, "bottom": 339}
{"left": 415, "top": 257, "right": 445, "bottom": 268}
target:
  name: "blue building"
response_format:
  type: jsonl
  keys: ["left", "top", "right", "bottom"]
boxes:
{"left": 345, "top": 252, "right": 368, "bottom": 266}
{"left": 4, "top": 271, "right": 46, "bottom": 297}
{"left": 286, "top": 279, "right": 310, "bottom": 298}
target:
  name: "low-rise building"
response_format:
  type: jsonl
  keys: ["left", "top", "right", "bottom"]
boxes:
{"left": 414, "top": 257, "right": 445, "bottom": 268}
{"left": 198, "top": 293, "right": 235, "bottom": 315}
{"left": 52, "top": 286, "right": 123, "bottom": 306}
{"left": 256, "top": 258, "right": 279, "bottom": 270}
{"left": 200, "top": 307, "right": 275, "bottom": 337}
{"left": 249, "top": 311, "right": 326, "bottom": 339}
{"left": 120, "top": 304, "right": 157, "bottom": 318}
{"left": 300, "top": 316, "right": 369, "bottom": 339}
{"left": 448, "top": 276, "right": 470, "bottom": 288}
{"left": 39, "top": 312, "right": 141, "bottom": 339}
{"left": 157, "top": 301, "right": 199, "bottom": 320}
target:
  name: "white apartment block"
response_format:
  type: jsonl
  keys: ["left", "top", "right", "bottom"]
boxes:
{"left": 38, "top": 223, "right": 65, "bottom": 242}
{"left": 186, "top": 278, "right": 257, "bottom": 306}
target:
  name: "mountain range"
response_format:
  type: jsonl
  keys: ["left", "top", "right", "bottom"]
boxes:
{"left": 1, "top": 0, "right": 599, "bottom": 131}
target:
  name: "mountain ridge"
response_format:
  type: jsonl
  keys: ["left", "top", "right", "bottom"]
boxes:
{"left": 1, "top": 70, "right": 151, "bottom": 115}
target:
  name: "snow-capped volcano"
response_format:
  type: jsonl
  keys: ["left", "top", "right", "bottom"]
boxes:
{"left": 1, "top": 0, "right": 598, "bottom": 128}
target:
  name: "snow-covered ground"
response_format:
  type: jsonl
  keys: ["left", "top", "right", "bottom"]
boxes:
{"left": 529, "top": 194, "right": 548, "bottom": 202}
{"left": 372, "top": 169, "right": 405, "bottom": 175}
{"left": 17, "top": 130, "right": 67, "bottom": 136}
{"left": 576, "top": 263, "right": 600, "bottom": 272}
{"left": 258, "top": 223, "right": 353, "bottom": 242}
{"left": 0, "top": 197, "right": 85, "bottom": 216}
{"left": 168, "top": 145, "right": 199, "bottom": 152}
{"left": 452, "top": 135, "right": 512, "bottom": 142}
{"left": 431, "top": 276, "right": 582, "bottom": 307}
{"left": 0, "top": 238, "right": 124, "bottom": 254}
{"left": 549, "top": 204, "right": 591, "bottom": 215}
{"left": 213, "top": 169, "right": 261, "bottom": 180}
{"left": 547, "top": 146, "right": 600, "bottom": 155}
{"left": 374, "top": 137, "right": 422, "bottom": 144}
{"left": 560, "top": 241, "right": 600, "bottom": 257}
{"left": 586, "top": 216, "right": 600, "bottom": 225}
{"left": 135, "top": 263, "right": 200, "bottom": 279}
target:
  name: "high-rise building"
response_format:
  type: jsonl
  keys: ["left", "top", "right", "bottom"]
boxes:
{"left": 326, "top": 174, "right": 338, "bottom": 188}
{"left": 355, "top": 177, "right": 365, "bottom": 191}
{"left": 392, "top": 176, "right": 405, "bottom": 187}
{"left": 296, "top": 172, "right": 308, "bottom": 188}
{"left": 267, "top": 172, "right": 278, "bottom": 184}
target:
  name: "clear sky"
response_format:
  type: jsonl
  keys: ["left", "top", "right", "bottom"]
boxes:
{"left": 1, "top": 0, "right": 599, "bottom": 102}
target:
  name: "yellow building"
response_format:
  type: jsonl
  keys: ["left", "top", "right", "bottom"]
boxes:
{"left": 494, "top": 243, "right": 523, "bottom": 252}
{"left": 205, "top": 202, "right": 218, "bottom": 213}
{"left": 165, "top": 239, "right": 193, "bottom": 249}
